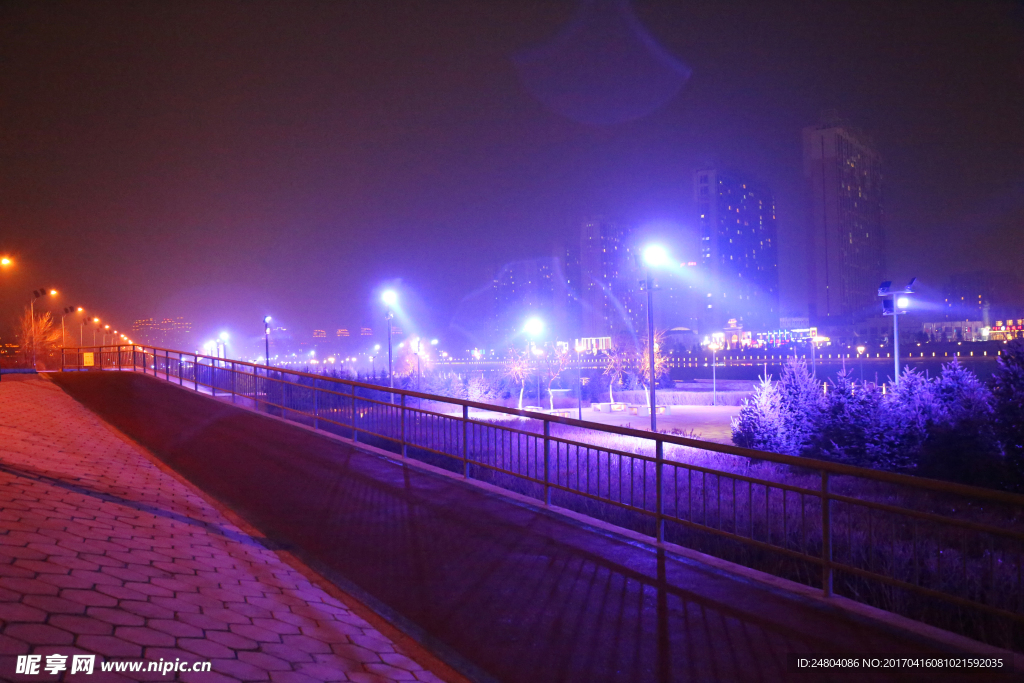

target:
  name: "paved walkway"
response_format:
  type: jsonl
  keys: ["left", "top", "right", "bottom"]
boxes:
{"left": 44, "top": 371, "right": 1020, "bottom": 683}
{"left": 0, "top": 375, "right": 452, "bottom": 682}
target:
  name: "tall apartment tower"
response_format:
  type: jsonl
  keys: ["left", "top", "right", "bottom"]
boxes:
{"left": 696, "top": 169, "right": 780, "bottom": 333}
{"left": 566, "top": 217, "right": 638, "bottom": 337}
{"left": 803, "top": 114, "right": 885, "bottom": 322}
{"left": 492, "top": 258, "right": 557, "bottom": 342}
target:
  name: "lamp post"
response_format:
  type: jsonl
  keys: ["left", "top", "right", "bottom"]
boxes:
{"left": 809, "top": 336, "right": 817, "bottom": 378}
{"left": 641, "top": 245, "right": 670, "bottom": 432}
{"left": 382, "top": 290, "right": 397, "bottom": 399}
{"left": 856, "top": 344, "right": 866, "bottom": 382}
{"left": 218, "top": 332, "right": 229, "bottom": 365}
{"left": 0, "top": 258, "right": 11, "bottom": 381}
{"left": 264, "top": 316, "right": 272, "bottom": 367}
{"left": 61, "top": 307, "right": 83, "bottom": 348}
{"left": 709, "top": 342, "right": 722, "bottom": 406}
{"left": 29, "top": 289, "right": 58, "bottom": 370}
{"left": 575, "top": 340, "right": 585, "bottom": 421}
{"left": 91, "top": 318, "right": 99, "bottom": 346}
{"left": 879, "top": 278, "right": 916, "bottom": 386}
{"left": 524, "top": 317, "right": 544, "bottom": 407}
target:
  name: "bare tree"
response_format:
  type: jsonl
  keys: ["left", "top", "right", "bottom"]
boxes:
{"left": 17, "top": 307, "right": 61, "bottom": 369}
{"left": 602, "top": 339, "right": 634, "bottom": 404}
{"left": 637, "top": 330, "right": 669, "bottom": 407}
{"left": 504, "top": 348, "right": 530, "bottom": 410}
{"left": 543, "top": 346, "right": 571, "bottom": 410}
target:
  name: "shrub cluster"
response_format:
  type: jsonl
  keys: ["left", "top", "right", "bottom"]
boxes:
{"left": 732, "top": 339, "right": 1024, "bottom": 490}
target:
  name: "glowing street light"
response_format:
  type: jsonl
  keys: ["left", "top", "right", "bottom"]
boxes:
{"left": 382, "top": 291, "right": 397, "bottom": 396}
{"left": 0, "top": 257, "right": 11, "bottom": 267}
{"left": 707, "top": 340, "right": 724, "bottom": 406}
{"left": 60, "top": 306, "right": 83, "bottom": 349}
{"left": 641, "top": 244, "right": 670, "bottom": 431}
{"left": 856, "top": 344, "right": 867, "bottom": 382}
{"left": 642, "top": 244, "right": 671, "bottom": 268}
{"left": 29, "top": 288, "right": 58, "bottom": 370}
{"left": 523, "top": 317, "right": 544, "bottom": 338}
{"left": 523, "top": 317, "right": 545, "bottom": 407}
{"left": 879, "top": 278, "right": 917, "bottom": 385}
{"left": 263, "top": 316, "right": 272, "bottom": 368}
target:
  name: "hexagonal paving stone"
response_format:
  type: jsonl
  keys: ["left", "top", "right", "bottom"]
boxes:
{"left": 0, "top": 376, "right": 455, "bottom": 683}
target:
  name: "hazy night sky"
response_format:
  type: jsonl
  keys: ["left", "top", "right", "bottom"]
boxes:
{"left": 1, "top": 1, "right": 1022, "bottom": 350}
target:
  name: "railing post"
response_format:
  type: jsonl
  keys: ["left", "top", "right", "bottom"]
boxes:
{"left": 543, "top": 420, "right": 551, "bottom": 506}
{"left": 821, "top": 470, "right": 833, "bottom": 597}
{"left": 231, "top": 362, "right": 236, "bottom": 403}
{"left": 117, "top": 346, "right": 121, "bottom": 371}
{"left": 178, "top": 353, "right": 183, "bottom": 385}
{"left": 194, "top": 355, "right": 198, "bottom": 391}
{"left": 211, "top": 357, "right": 216, "bottom": 397}
{"left": 351, "top": 384, "right": 358, "bottom": 443}
{"left": 313, "top": 379, "right": 319, "bottom": 429}
{"left": 165, "top": 350, "right": 170, "bottom": 381}
{"left": 61, "top": 347, "right": 65, "bottom": 373}
{"left": 655, "top": 439, "right": 664, "bottom": 543}
{"left": 400, "top": 394, "right": 406, "bottom": 457}
{"left": 462, "top": 404, "right": 469, "bottom": 479}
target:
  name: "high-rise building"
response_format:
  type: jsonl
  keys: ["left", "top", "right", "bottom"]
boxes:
{"left": 803, "top": 113, "right": 885, "bottom": 322}
{"left": 567, "top": 217, "right": 641, "bottom": 337}
{"left": 492, "top": 257, "right": 558, "bottom": 342}
{"left": 695, "top": 169, "right": 780, "bottom": 333}
{"left": 131, "top": 317, "right": 192, "bottom": 349}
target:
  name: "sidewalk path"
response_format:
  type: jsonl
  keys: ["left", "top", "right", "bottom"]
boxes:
{"left": 45, "top": 372, "right": 1019, "bottom": 683}
{"left": 0, "top": 375, "right": 452, "bottom": 683}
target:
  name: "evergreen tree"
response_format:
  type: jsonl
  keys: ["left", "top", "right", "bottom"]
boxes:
{"left": 992, "top": 339, "right": 1024, "bottom": 490}
{"left": 814, "top": 369, "right": 880, "bottom": 466}
{"left": 919, "top": 358, "right": 1001, "bottom": 487}
{"left": 775, "top": 358, "right": 823, "bottom": 456}
{"left": 870, "top": 367, "right": 936, "bottom": 471}
{"left": 731, "top": 375, "right": 786, "bottom": 453}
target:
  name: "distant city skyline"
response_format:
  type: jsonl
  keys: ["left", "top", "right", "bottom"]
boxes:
{"left": 1, "top": 2, "right": 1021, "bottom": 348}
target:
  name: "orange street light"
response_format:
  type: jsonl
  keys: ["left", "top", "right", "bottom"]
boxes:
{"left": 0, "top": 257, "right": 11, "bottom": 267}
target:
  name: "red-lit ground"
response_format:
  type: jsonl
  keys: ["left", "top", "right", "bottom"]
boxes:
{"left": 0, "top": 374, "right": 456, "bottom": 683}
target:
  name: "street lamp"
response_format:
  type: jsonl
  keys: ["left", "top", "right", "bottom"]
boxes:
{"left": 856, "top": 344, "right": 866, "bottom": 382}
{"left": 708, "top": 340, "right": 723, "bottom": 406}
{"left": 0, "top": 257, "right": 11, "bottom": 267}
{"left": 524, "top": 317, "right": 544, "bottom": 407}
{"left": 879, "top": 278, "right": 916, "bottom": 386}
{"left": 29, "top": 288, "right": 58, "bottom": 370}
{"left": 382, "top": 290, "right": 397, "bottom": 397}
{"left": 263, "top": 316, "right": 272, "bottom": 366}
{"left": 61, "top": 307, "right": 83, "bottom": 349}
{"left": 218, "top": 332, "right": 229, "bottom": 361}
{"left": 91, "top": 317, "right": 100, "bottom": 346}
{"left": 641, "top": 244, "right": 670, "bottom": 432}
{"left": 574, "top": 340, "right": 585, "bottom": 421}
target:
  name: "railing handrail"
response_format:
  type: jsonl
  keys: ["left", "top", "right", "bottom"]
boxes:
{"left": 66, "top": 343, "right": 1024, "bottom": 509}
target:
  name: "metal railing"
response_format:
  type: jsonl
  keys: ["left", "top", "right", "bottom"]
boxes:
{"left": 61, "top": 344, "right": 1024, "bottom": 650}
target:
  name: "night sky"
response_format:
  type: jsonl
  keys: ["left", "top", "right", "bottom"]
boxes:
{"left": 2, "top": 1, "right": 1022, "bottom": 350}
